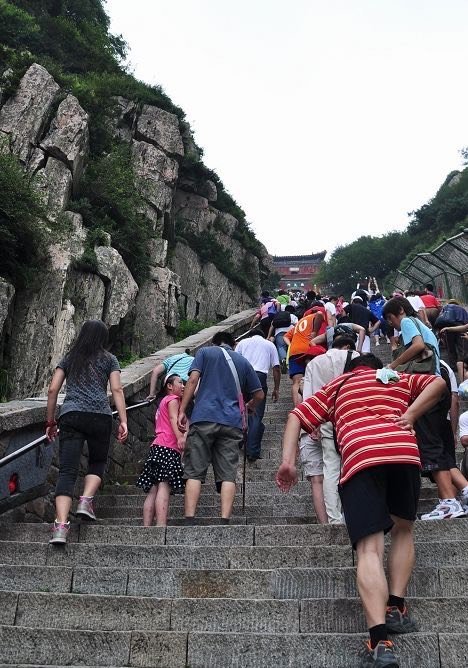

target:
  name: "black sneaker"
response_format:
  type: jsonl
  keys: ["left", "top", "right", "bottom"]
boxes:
{"left": 386, "top": 606, "right": 418, "bottom": 634}
{"left": 360, "top": 640, "right": 399, "bottom": 667}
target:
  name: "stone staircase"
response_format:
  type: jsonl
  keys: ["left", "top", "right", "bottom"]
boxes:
{"left": 1, "top": 350, "right": 468, "bottom": 666}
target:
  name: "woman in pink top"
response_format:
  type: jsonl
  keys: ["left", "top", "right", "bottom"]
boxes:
{"left": 136, "top": 374, "right": 186, "bottom": 526}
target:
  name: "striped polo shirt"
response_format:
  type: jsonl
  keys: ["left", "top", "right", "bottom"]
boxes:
{"left": 291, "top": 368, "right": 436, "bottom": 485}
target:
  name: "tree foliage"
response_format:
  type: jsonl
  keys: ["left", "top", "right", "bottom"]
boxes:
{"left": 0, "top": 151, "right": 49, "bottom": 287}
{"left": 69, "top": 143, "right": 153, "bottom": 283}
{"left": 317, "top": 232, "right": 413, "bottom": 296}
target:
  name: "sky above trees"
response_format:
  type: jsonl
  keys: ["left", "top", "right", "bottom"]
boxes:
{"left": 106, "top": 0, "right": 468, "bottom": 257}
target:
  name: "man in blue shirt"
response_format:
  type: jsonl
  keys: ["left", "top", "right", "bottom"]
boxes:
{"left": 178, "top": 331, "right": 264, "bottom": 523}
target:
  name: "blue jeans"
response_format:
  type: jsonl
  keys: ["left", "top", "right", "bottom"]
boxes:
{"left": 246, "top": 372, "right": 267, "bottom": 460}
{"left": 274, "top": 332, "right": 288, "bottom": 363}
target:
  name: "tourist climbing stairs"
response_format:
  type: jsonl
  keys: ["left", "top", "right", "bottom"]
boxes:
{"left": 0, "top": 366, "right": 467, "bottom": 666}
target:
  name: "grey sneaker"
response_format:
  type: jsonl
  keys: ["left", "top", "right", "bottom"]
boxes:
{"left": 386, "top": 606, "right": 418, "bottom": 633}
{"left": 76, "top": 496, "right": 96, "bottom": 520}
{"left": 49, "top": 521, "right": 70, "bottom": 545}
{"left": 360, "top": 640, "right": 399, "bottom": 667}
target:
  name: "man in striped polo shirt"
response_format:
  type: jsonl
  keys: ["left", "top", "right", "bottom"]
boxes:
{"left": 276, "top": 354, "right": 446, "bottom": 668}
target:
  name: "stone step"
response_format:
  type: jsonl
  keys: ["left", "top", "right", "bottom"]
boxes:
{"left": 98, "top": 481, "right": 443, "bottom": 503}
{"left": 5, "top": 517, "right": 468, "bottom": 546}
{"left": 183, "top": 631, "right": 461, "bottom": 668}
{"left": 98, "top": 515, "right": 317, "bottom": 526}
{"left": 3, "top": 518, "right": 467, "bottom": 553}
{"left": 0, "top": 626, "right": 463, "bottom": 667}
{"left": 93, "top": 497, "right": 442, "bottom": 518}
{"left": 0, "top": 625, "right": 185, "bottom": 667}
{"left": 2, "top": 539, "right": 468, "bottom": 569}
{"left": 1, "top": 564, "right": 466, "bottom": 600}
{"left": 3, "top": 591, "right": 468, "bottom": 634}
{"left": 93, "top": 503, "right": 318, "bottom": 519}
{"left": 2, "top": 592, "right": 299, "bottom": 633}
{"left": 0, "top": 541, "right": 353, "bottom": 569}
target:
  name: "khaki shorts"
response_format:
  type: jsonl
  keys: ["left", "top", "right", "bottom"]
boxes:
{"left": 299, "top": 433, "right": 323, "bottom": 478}
{"left": 183, "top": 421, "right": 243, "bottom": 484}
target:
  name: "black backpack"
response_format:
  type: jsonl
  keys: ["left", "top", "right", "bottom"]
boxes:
{"left": 272, "top": 311, "right": 292, "bottom": 328}
{"left": 333, "top": 324, "right": 357, "bottom": 343}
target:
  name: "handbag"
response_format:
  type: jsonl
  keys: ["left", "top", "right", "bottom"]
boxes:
{"left": 392, "top": 317, "right": 438, "bottom": 375}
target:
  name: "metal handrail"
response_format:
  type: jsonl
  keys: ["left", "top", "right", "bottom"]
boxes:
{"left": 0, "top": 400, "right": 152, "bottom": 469}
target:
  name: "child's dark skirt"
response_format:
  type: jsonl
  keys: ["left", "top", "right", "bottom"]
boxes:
{"left": 136, "top": 445, "right": 185, "bottom": 494}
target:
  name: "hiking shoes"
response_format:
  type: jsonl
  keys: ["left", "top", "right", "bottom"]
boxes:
{"left": 386, "top": 605, "right": 418, "bottom": 633}
{"left": 76, "top": 496, "right": 96, "bottom": 520}
{"left": 360, "top": 640, "right": 399, "bottom": 667}
{"left": 420, "top": 499, "right": 466, "bottom": 520}
{"left": 49, "top": 521, "right": 70, "bottom": 545}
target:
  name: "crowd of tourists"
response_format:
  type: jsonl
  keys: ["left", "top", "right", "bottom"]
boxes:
{"left": 44, "top": 278, "right": 468, "bottom": 668}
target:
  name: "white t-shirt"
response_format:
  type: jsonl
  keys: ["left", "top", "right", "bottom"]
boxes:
{"left": 459, "top": 411, "right": 468, "bottom": 438}
{"left": 304, "top": 348, "right": 360, "bottom": 398}
{"left": 325, "top": 302, "right": 337, "bottom": 317}
{"left": 236, "top": 335, "right": 280, "bottom": 374}
{"left": 406, "top": 295, "right": 425, "bottom": 312}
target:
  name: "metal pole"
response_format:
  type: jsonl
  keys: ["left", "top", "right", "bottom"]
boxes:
{"left": 0, "top": 434, "right": 49, "bottom": 467}
{"left": 242, "top": 429, "right": 248, "bottom": 512}
{"left": 0, "top": 400, "right": 153, "bottom": 470}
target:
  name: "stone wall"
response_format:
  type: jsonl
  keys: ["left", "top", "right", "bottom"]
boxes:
{"left": 0, "top": 310, "right": 254, "bottom": 522}
{"left": 0, "top": 64, "right": 273, "bottom": 400}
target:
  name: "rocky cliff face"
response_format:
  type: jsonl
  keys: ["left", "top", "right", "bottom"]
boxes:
{"left": 0, "top": 64, "right": 272, "bottom": 399}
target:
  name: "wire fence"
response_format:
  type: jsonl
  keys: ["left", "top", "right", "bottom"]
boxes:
{"left": 394, "top": 228, "right": 468, "bottom": 302}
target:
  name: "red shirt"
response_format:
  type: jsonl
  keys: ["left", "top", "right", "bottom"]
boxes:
{"left": 291, "top": 369, "right": 436, "bottom": 484}
{"left": 420, "top": 294, "right": 440, "bottom": 309}
{"left": 284, "top": 312, "right": 326, "bottom": 356}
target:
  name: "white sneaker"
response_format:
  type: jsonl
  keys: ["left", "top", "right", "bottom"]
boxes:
{"left": 420, "top": 499, "right": 466, "bottom": 521}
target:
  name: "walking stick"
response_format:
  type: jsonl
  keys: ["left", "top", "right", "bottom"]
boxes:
{"left": 241, "top": 426, "right": 248, "bottom": 512}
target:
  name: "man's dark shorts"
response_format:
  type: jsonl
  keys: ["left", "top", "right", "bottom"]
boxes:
{"left": 415, "top": 397, "right": 450, "bottom": 473}
{"left": 426, "top": 419, "right": 457, "bottom": 483}
{"left": 183, "top": 421, "right": 243, "bottom": 485}
{"left": 339, "top": 464, "right": 421, "bottom": 549}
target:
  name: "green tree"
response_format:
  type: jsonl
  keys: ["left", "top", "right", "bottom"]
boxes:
{"left": 0, "top": 152, "right": 48, "bottom": 286}
{"left": 317, "top": 232, "right": 413, "bottom": 296}
{"left": 0, "top": 0, "right": 40, "bottom": 49}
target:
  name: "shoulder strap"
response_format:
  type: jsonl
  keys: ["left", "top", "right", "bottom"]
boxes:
{"left": 220, "top": 347, "right": 247, "bottom": 431}
{"left": 220, "top": 347, "right": 241, "bottom": 394}
{"left": 409, "top": 317, "right": 439, "bottom": 359}
{"left": 343, "top": 350, "right": 353, "bottom": 373}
